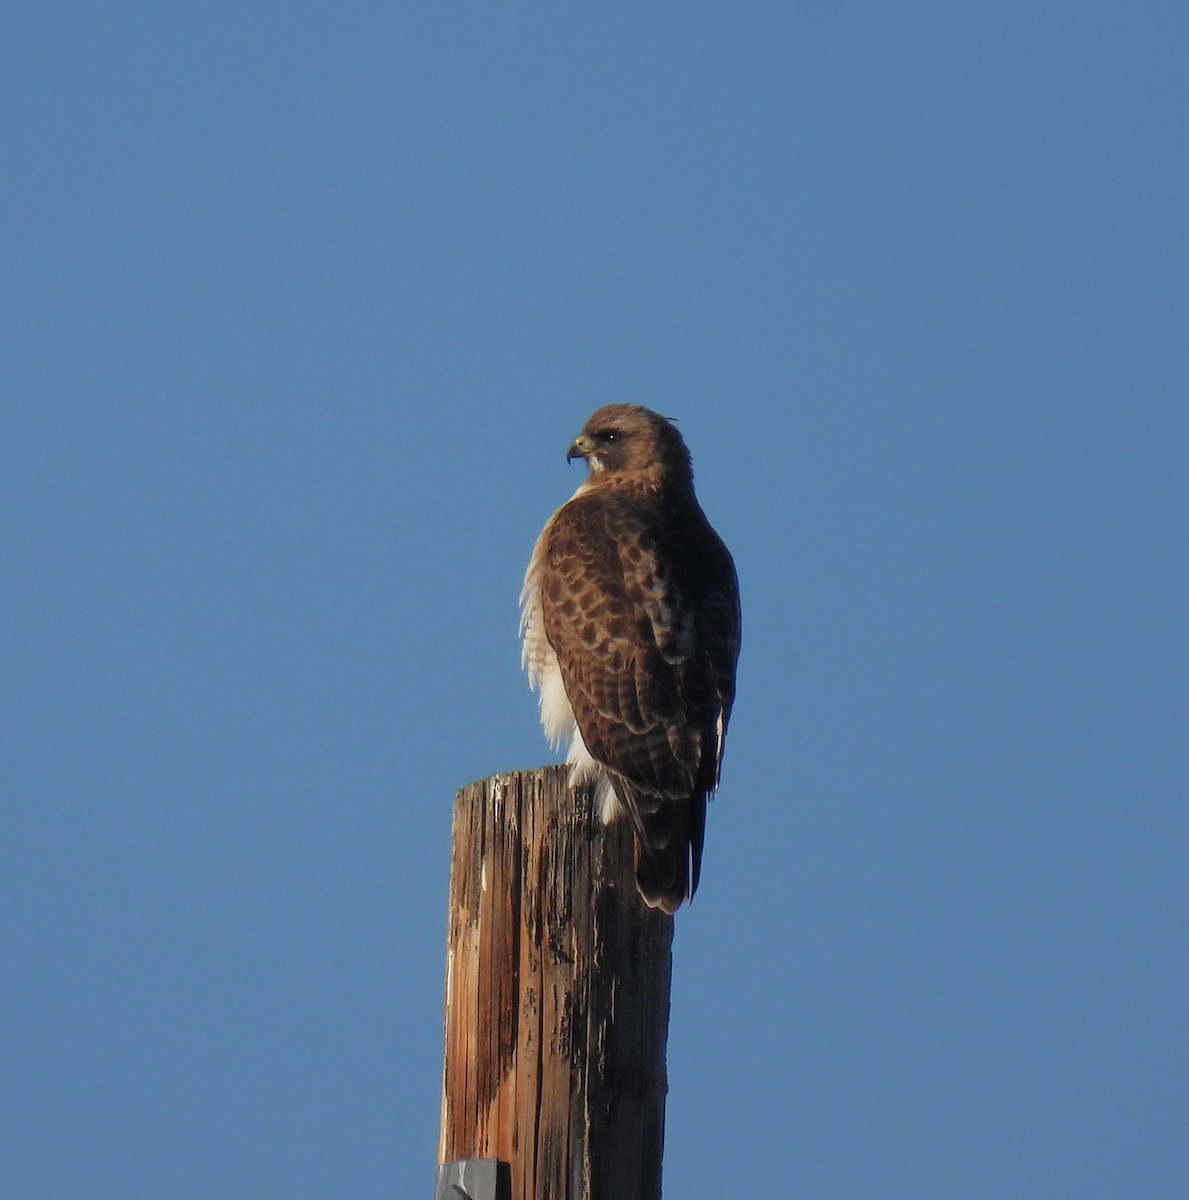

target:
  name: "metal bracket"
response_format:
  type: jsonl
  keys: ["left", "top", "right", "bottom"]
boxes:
{"left": 434, "top": 1159, "right": 510, "bottom": 1200}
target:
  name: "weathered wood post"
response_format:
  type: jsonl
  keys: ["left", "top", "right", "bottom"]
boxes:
{"left": 436, "top": 765, "right": 674, "bottom": 1200}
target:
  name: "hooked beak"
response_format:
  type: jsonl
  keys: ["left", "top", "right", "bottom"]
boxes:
{"left": 566, "top": 433, "right": 594, "bottom": 463}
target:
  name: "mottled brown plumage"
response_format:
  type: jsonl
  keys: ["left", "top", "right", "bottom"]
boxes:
{"left": 520, "top": 405, "right": 741, "bottom": 913}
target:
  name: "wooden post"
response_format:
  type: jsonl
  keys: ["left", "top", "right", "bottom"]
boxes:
{"left": 438, "top": 765, "right": 674, "bottom": 1200}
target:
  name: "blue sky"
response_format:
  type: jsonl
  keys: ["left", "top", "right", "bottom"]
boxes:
{"left": 3, "top": 4, "right": 1186, "bottom": 1197}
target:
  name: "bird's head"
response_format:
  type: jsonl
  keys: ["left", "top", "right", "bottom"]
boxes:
{"left": 566, "top": 405, "right": 693, "bottom": 487}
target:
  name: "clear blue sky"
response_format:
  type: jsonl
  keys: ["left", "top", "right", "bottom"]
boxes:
{"left": 4, "top": 4, "right": 1186, "bottom": 1197}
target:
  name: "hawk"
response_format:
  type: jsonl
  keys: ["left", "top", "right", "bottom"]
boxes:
{"left": 520, "top": 405, "right": 741, "bottom": 913}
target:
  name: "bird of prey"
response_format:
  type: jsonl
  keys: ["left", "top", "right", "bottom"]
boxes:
{"left": 520, "top": 405, "right": 741, "bottom": 913}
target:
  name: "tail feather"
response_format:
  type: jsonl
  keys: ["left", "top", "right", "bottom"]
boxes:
{"left": 633, "top": 834, "right": 690, "bottom": 915}
{"left": 615, "top": 779, "right": 704, "bottom": 914}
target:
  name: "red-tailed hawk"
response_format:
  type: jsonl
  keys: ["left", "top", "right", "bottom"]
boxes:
{"left": 520, "top": 405, "right": 741, "bottom": 913}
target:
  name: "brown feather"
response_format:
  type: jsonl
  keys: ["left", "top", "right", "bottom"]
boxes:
{"left": 524, "top": 405, "right": 740, "bottom": 913}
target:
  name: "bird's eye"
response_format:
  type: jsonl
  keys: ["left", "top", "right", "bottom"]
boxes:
{"left": 601, "top": 430, "right": 619, "bottom": 444}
